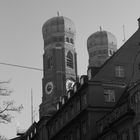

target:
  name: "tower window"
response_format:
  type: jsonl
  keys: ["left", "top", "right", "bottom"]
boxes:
{"left": 70, "top": 38, "right": 74, "bottom": 44}
{"left": 47, "top": 57, "right": 53, "bottom": 69}
{"left": 109, "top": 49, "right": 114, "bottom": 56}
{"left": 115, "top": 65, "right": 125, "bottom": 78}
{"left": 67, "top": 51, "right": 73, "bottom": 68}
{"left": 66, "top": 37, "right": 69, "bottom": 43}
{"left": 104, "top": 89, "right": 115, "bottom": 102}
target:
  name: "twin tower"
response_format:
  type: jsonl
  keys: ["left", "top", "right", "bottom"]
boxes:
{"left": 39, "top": 16, "right": 117, "bottom": 118}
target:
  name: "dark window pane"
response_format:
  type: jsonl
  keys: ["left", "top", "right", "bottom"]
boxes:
{"left": 67, "top": 51, "right": 73, "bottom": 68}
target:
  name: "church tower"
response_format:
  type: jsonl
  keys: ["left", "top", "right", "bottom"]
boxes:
{"left": 39, "top": 16, "right": 77, "bottom": 118}
{"left": 87, "top": 29, "right": 117, "bottom": 68}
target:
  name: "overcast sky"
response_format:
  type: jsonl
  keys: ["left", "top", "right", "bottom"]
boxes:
{"left": 0, "top": 0, "right": 140, "bottom": 139}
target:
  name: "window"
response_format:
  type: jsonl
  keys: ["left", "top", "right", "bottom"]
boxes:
{"left": 109, "top": 49, "right": 114, "bottom": 56}
{"left": 34, "top": 128, "right": 36, "bottom": 134}
{"left": 115, "top": 65, "right": 125, "bottom": 77}
{"left": 76, "top": 127, "right": 80, "bottom": 140}
{"left": 47, "top": 57, "right": 53, "bottom": 69}
{"left": 131, "top": 90, "right": 140, "bottom": 105}
{"left": 66, "top": 37, "right": 69, "bottom": 43}
{"left": 70, "top": 38, "right": 74, "bottom": 44}
{"left": 67, "top": 51, "right": 73, "bottom": 68}
{"left": 104, "top": 89, "right": 115, "bottom": 102}
{"left": 30, "top": 132, "right": 33, "bottom": 138}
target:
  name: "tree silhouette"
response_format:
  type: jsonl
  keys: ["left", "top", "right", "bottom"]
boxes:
{"left": 0, "top": 80, "right": 23, "bottom": 123}
{"left": 0, "top": 135, "right": 7, "bottom": 140}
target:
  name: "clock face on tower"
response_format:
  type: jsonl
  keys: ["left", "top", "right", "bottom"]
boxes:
{"left": 66, "top": 79, "right": 75, "bottom": 91}
{"left": 45, "top": 81, "right": 54, "bottom": 94}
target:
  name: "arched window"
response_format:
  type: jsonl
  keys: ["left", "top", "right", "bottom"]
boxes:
{"left": 47, "top": 57, "right": 53, "bottom": 69}
{"left": 66, "top": 37, "right": 69, "bottom": 43}
{"left": 67, "top": 51, "right": 73, "bottom": 68}
{"left": 70, "top": 38, "right": 74, "bottom": 44}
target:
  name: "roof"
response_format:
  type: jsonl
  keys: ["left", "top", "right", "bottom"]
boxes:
{"left": 87, "top": 30, "right": 117, "bottom": 48}
{"left": 42, "top": 16, "right": 76, "bottom": 35}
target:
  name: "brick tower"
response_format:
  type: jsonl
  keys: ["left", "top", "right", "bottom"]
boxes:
{"left": 39, "top": 16, "right": 77, "bottom": 118}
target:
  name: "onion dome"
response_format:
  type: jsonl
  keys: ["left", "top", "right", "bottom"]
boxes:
{"left": 87, "top": 30, "right": 117, "bottom": 67}
{"left": 87, "top": 30, "right": 117, "bottom": 49}
{"left": 42, "top": 16, "right": 76, "bottom": 39}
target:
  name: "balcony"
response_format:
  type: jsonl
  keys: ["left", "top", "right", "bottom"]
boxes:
{"left": 97, "top": 101, "right": 135, "bottom": 134}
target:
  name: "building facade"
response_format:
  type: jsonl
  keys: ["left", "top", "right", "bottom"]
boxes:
{"left": 12, "top": 17, "right": 140, "bottom": 140}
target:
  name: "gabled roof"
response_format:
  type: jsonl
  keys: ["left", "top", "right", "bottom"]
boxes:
{"left": 92, "top": 24, "right": 140, "bottom": 85}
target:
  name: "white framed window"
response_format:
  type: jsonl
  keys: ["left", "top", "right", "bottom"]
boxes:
{"left": 115, "top": 65, "right": 125, "bottom": 78}
{"left": 104, "top": 89, "right": 115, "bottom": 102}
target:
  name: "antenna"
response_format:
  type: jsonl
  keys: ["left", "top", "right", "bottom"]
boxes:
{"left": 31, "top": 89, "right": 33, "bottom": 124}
{"left": 99, "top": 26, "right": 102, "bottom": 31}
{"left": 122, "top": 25, "right": 126, "bottom": 42}
{"left": 57, "top": 11, "right": 60, "bottom": 16}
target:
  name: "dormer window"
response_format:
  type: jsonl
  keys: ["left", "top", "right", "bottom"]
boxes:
{"left": 115, "top": 65, "right": 125, "bottom": 78}
{"left": 66, "top": 51, "right": 73, "bottom": 68}
{"left": 109, "top": 49, "right": 114, "bottom": 56}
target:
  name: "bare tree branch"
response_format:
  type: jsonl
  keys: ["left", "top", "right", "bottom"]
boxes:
{"left": 0, "top": 135, "right": 8, "bottom": 140}
{"left": 0, "top": 114, "right": 12, "bottom": 123}
{"left": 0, "top": 102, "right": 12, "bottom": 114}
{"left": 0, "top": 80, "right": 23, "bottom": 123}
{"left": 0, "top": 79, "right": 11, "bottom": 84}
{"left": 0, "top": 88, "right": 13, "bottom": 96}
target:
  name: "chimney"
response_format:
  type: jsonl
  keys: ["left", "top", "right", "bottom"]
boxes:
{"left": 137, "top": 18, "right": 140, "bottom": 29}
